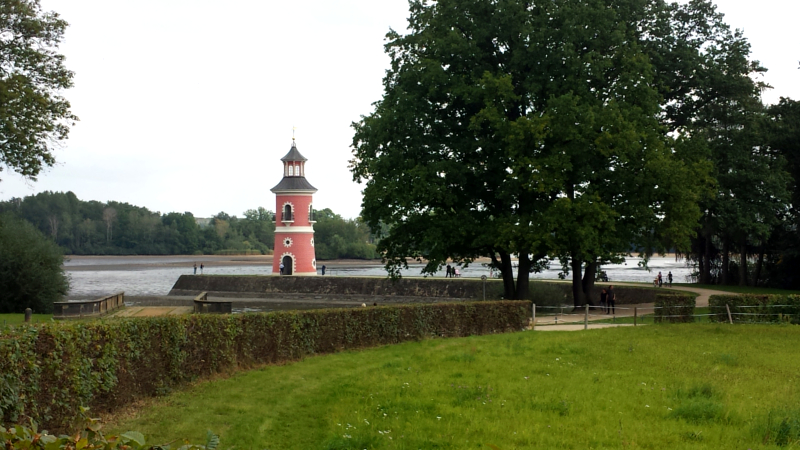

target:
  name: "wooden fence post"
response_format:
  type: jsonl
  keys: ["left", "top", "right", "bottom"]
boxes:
{"left": 726, "top": 304, "right": 734, "bottom": 324}
{"left": 532, "top": 303, "right": 536, "bottom": 330}
{"left": 584, "top": 304, "right": 589, "bottom": 330}
{"left": 634, "top": 307, "right": 637, "bottom": 326}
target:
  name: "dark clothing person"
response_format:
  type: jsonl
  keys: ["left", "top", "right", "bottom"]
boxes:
{"left": 279, "top": 263, "right": 284, "bottom": 275}
{"left": 607, "top": 285, "right": 616, "bottom": 315}
{"left": 600, "top": 289, "right": 608, "bottom": 314}
{"left": 321, "top": 265, "right": 326, "bottom": 276}
{"left": 446, "top": 264, "right": 452, "bottom": 278}
{"left": 668, "top": 271, "right": 673, "bottom": 287}
{"left": 658, "top": 272, "right": 663, "bottom": 287}
{"left": 193, "top": 263, "right": 197, "bottom": 275}
{"left": 200, "top": 263, "right": 204, "bottom": 274}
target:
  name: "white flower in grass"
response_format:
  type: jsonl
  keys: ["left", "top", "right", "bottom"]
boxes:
{"left": 437, "top": 416, "right": 442, "bottom": 420}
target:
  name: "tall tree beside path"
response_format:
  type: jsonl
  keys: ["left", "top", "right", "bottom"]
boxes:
{"left": 0, "top": 0, "right": 77, "bottom": 181}
{"left": 351, "top": 0, "right": 710, "bottom": 303}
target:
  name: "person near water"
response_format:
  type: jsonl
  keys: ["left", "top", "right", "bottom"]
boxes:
{"left": 668, "top": 271, "right": 673, "bottom": 287}
{"left": 600, "top": 289, "right": 608, "bottom": 314}
{"left": 607, "top": 285, "right": 616, "bottom": 315}
{"left": 454, "top": 268, "right": 460, "bottom": 277}
{"left": 193, "top": 263, "right": 197, "bottom": 275}
{"left": 321, "top": 264, "right": 326, "bottom": 275}
{"left": 658, "top": 271, "right": 663, "bottom": 287}
{"left": 200, "top": 263, "right": 204, "bottom": 274}
{"left": 446, "top": 264, "right": 452, "bottom": 278}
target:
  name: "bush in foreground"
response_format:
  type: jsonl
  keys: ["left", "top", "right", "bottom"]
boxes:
{"left": 0, "top": 213, "right": 69, "bottom": 313}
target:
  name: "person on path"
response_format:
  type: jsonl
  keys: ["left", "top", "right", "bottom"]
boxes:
{"left": 279, "top": 262, "right": 284, "bottom": 275}
{"left": 200, "top": 263, "right": 204, "bottom": 274}
{"left": 321, "top": 265, "right": 326, "bottom": 276}
{"left": 446, "top": 264, "right": 452, "bottom": 278}
{"left": 658, "top": 271, "right": 663, "bottom": 287}
{"left": 454, "top": 268, "right": 460, "bottom": 277}
{"left": 600, "top": 289, "right": 608, "bottom": 314}
{"left": 193, "top": 263, "right": 197, "bottom": 275}
{"left": 668, "top": 271, "right": 673, "bottom": 287}
{"left": 607, "top": 285, "right": 616, "bottom": 315}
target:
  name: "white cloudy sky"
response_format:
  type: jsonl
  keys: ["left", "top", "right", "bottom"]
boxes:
{"left": 1, "top": 0, "right": 798, "bottom": 220}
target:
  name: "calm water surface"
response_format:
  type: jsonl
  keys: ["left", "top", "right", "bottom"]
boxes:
{"left": 64, "top": 256, "right": 692, "bottom": 297}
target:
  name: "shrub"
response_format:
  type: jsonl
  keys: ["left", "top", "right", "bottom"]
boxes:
{"left": 709, "top": 294, "right": 800, "bottom": 324}
{"left": 654, "top": 293, "right": 695, "bottom": 323}
{"left": 0, "top": 213, "right": 69, "bottom": 313}
{"left": 0, "top": 301, "right": 528, "bottom": 433}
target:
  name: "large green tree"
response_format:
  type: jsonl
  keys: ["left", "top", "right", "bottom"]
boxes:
{"left": 0, "top": 213, "right": 68, "bottom": 313}
{"left": 351, "top": 0, "right": 709, "bottom": 303}
{"left": 0, "top": 0, "right": 77, "bottom": 181}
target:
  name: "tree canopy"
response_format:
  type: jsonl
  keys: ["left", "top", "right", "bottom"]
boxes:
{"left": 0, "top": 212, "right": 68, "bottom": 313}
{"left": 350, "top": 0, "right": 736, "bottom": 302}
{"left": 0, "top": 0, "right": 77, "bottom": 181}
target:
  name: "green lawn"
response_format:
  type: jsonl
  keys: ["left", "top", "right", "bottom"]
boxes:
{"left": 0, "top": 313, "right": 52, "bottom": 328}
{"left": 108, "top": 324, "right": 800, "bottom": 449}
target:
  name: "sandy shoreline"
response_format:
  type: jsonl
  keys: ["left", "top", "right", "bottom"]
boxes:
{"left": 63, "top": 254, "right": 388, "bottom": 272}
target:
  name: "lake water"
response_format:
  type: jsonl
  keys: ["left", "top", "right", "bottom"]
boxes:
{"left": 64, "top": 255, "right": 693, "bottom": 297}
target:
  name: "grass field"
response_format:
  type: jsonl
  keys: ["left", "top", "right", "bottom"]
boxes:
{"left": 107, "top": 324, "right": 800, "bottom": 449}
{"left": 0, "top": 313, "right": 52, "bottom": 328}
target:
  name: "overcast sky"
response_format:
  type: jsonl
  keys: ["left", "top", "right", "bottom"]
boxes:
{"left": 1, "top": 0, "right": 797, "bottom": 220}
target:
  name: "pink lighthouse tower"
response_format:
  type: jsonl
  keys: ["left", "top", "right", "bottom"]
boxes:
{"left": 271, "top": 139, "right": 317, "bottom": 276}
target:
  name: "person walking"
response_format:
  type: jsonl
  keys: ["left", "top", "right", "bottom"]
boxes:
{"left": 607, "top": 285, "right": 616, "bottom": 315}
{"left": 321, "top": 264, "right": 326, "bottom": 276}
{"left": 657, "top": 271, "right": 663, "bottom": 287}
{"left": 193, "top": 263, "right": 197, "bottom": 275}
{"left": 279, "top": 262, "right": 284, "bottom": 275}
{"left": 668, "top": 271, "right": 673, "bottom": 287}
{"left": 446, "top": 264, "right": 452, "bottom": 278}
{"left": 600, "top": 289, "right": 608, "bottom": 314}
{"left": 200, "top": 263, "right": 204, "bottom": 274}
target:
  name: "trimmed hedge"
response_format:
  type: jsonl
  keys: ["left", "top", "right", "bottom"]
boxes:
{"left": 0, "top": 301, "right": 528, "bottom": 433}
{"left": 709, "top": 294, "right": 800, "bottom": 324}
{"left": 654, "top": 293, "right": 695, "bottom": 323}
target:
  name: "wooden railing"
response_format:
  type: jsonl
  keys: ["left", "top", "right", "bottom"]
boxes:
{"left": 193, "top": 292, "right": 232, "bottom": 314}
{"left": 53, "top": 292, "right": 125, "bottom": 319}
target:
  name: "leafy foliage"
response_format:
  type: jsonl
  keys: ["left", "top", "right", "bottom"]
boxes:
{"left": 0, "top": 301, "right": 528, "bottom": 432}
{"left": 0, "top": 0, "right": 78, "bottom": 182}
{"left": 654, "top": 293, "right": 696, "bottom": 323}
{"left": 708, "top": 294, "right": 800, "bottom": 324}
{"left": 350, "top": 0, "right": 714, "bottom": 303}
{"left": 0, "top": 213, "right": 68, "bottom": 313}
{"left": 0, "top": 408, "right": 219, "bottom": 449}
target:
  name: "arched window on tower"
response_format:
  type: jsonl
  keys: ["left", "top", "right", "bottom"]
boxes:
{"left": 288, "top": 165, "right": 294, "bottom": 176}
{"left": 283, "top": 204, "right": 293, "bottom": 221}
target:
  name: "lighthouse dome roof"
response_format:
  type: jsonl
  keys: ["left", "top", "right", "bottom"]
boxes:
{"left": 280, "top": 141, "right": 308, "bottom": 162}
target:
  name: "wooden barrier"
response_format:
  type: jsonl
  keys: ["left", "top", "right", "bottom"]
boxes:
{"left": 193, "top": 292, "right": 232, "bottom": 314}
{"left": 53, "top": 292, "right": 125, "bottom": 319}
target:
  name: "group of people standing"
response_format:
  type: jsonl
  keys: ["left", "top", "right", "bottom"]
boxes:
{"left": 445, "top": 264, "right": 460, "bottom": 278}
{"left": 654, "top": 271, "right": 673, "bottom": 287}
{"left": 193, "top": 263, "right": 204, "bottom": 274}
{"left": 599, "top": 285, "right": 616, "bottom": 314}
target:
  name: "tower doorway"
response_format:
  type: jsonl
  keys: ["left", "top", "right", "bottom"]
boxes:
{"left": 281, "top": 255, "right": 293, "bottom": 275}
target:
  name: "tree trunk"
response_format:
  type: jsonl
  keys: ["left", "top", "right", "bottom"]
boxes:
{"left": 571, "top": 258, "right": 584, "bottom": 308}
{"left": 582, "top": 260, "right": 598, "bottom": 306}
{"left": 721, "top": 237, "right": 730, "bottom": 285}
{"left": 701, "top": 231, "right": 712, "bottom": 284}
{"left": 492, "top": 251, "right": 516, "bottom": 300}
{"left": 515, "top": 251, "right": 531, "bottom": 300}
{"left": 738, "top": 235, "right": 748, "bottom": 286}
{"left": 754, "top": 243, "right": 765, "bottom": 287}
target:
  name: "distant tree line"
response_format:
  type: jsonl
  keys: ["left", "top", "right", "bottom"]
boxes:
{"left": 0, "top": 191, "right": 378, "bottom": 259}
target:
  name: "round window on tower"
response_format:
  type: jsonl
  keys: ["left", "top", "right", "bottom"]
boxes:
{"left": 312, "top": 259, "right": 317, "bottom": 269}
{"left": 283, "top": 237, "right": 293, "bottom": 247}
{"left": 310, "top": 237, "right": 314, "bottom": 247}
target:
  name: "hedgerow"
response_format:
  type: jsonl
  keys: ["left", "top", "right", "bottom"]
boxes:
{"left": 709, "top": 294, "right": 800, "bottom": 324}
{"left": 654, "top": 293, "right": 695, "bottom": 323}
{"left": 0, "top": 301, "right": 528, "bottom": 433}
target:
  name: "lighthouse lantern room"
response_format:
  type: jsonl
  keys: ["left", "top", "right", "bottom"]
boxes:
{"left": 271, "top": 139, "right": 317, "bottom": 276}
